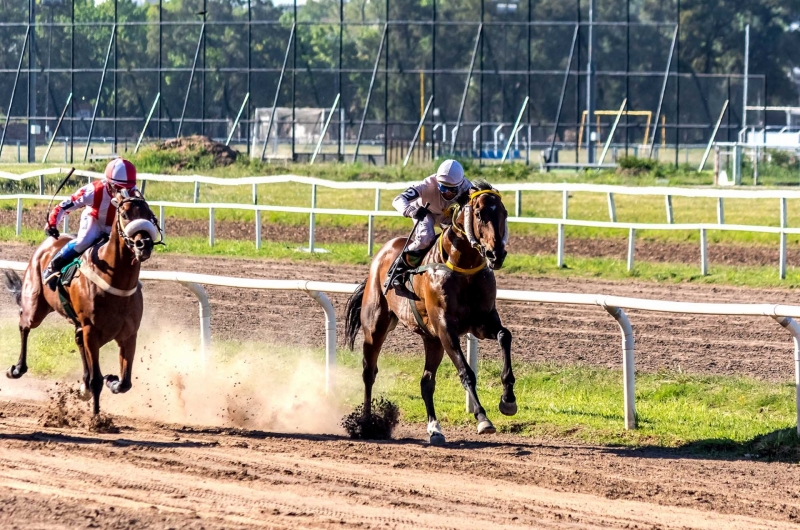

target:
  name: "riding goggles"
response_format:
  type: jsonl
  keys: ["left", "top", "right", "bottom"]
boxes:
{"left": 438, "top": 183, "right": 459, "bottom": 197}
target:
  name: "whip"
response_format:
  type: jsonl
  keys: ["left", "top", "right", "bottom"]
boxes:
{"left": 383, "top": 202, "right": 430, "bottom": 295}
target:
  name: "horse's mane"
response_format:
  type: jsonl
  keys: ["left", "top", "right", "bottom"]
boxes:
{"left": 455, "top": 178, "right": 493, "bottom": 207}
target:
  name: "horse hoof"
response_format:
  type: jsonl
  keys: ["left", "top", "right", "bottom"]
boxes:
{"left": 429, "top": 433, "right": 446, "bottom": 446}
{"left": 78, "top": 383, "right": 91, "bottom": 401}
{"left": 477, "top": 420, "right": 496, "bottom": 435}
{"left": 6, "top": 365, "right": 26, "bottom": 379}
{"left": 499, "top": 399, "right": 518, "bottom": 416}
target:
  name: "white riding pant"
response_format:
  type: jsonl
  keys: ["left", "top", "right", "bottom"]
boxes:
{"left": 407, "top": 214, "right": 437, "bottom": 252}
{"left": 73, "top": 211, "right": 112, "bottom": 253}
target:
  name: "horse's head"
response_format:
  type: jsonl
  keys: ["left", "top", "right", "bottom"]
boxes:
{"left": 113, "top": 189, "right": 162, "bottom": 263}
{"left": 458, "top": 180, "right": 508, "bottom": 270}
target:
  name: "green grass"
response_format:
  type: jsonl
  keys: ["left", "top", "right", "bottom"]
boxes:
{"left": 2, "top": 319, "right": 796, "bottom": 455}
{"left": 4, "top": 226, "right": 800, "bottom": 288}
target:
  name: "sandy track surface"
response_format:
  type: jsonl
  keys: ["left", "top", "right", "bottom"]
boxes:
{"left": 0, "top": 399, "right": 798, "bottom": 529}
{"left": 2, "top": 242, "right": 799, "bottom": 382}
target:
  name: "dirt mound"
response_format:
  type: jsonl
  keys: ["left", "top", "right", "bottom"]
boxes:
{"left": 156, "top": 135, "right": 238, "bottom": 169}
{"left": 40, "top": 385, "right": 119, "bottom": 433}
{"left": 342, "top": 398, "right": 400, "bottom": 439}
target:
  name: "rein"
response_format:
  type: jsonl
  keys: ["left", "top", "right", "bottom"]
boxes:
{"left": 114, "top": 195, "right": 163, "bottom": 254}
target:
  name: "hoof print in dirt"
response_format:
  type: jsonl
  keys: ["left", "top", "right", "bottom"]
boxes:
{"left": 341, "top": 398, "right": 399, "bottom": 440}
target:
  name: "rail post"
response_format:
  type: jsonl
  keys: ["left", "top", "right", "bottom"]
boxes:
{"left": 700, "top": 228, "right": 708, "bottom": 275}
{"left": 781, "top": 198, "right": 787, "bottom": 229}
{"left": 665, "top": 195, "right": 674, "bottom": 224}
{"left": 627, "top": 228, "right": 635, "bottom": 272}
{"left": 193, "top": 181, "right": 200, "bottom": 203}
{"left": 15, "top": 198, "right": 22, "bottom": 236}
{"left": 607, "top": 192, "right": 616, "bottom": 222}
{"left": 308, "top": 184, "right": 316, "bottom": 252}
{"left": 605, "top": 306, "right": 636, "bottom": 429}
{"left": 209, "top": 208, "right": 215, "bottom": 247}
{"left": 780, "top": 232, "right": 787, "bottom": 280}
{"left": 717, "top": 197, "right": 724, "bottom": 224}
{"left": 252, "top": 183, "right": 258, "bottom": 205}
{"left": 367, "top": 215, "right": 375, "bottom": 257}
{"left": 562, "top": 189, "right": 568, "bottom": 219}
{"left": 255, "top": 209, "right": 262, "bottom": 250}
{"left": 158, "top": 205, "right": 165, "bottom": 239}
{"left": 39, "top": 174, "right": 44, "bottom": 195}
{"left": 306, "top": 290, "right": 337, "bottom": 393}
{"left": 773, "top": 316, "right": 800, "bottom": 435}
{"left": 466, "top": 333, "right": 479, "bottom": 413}
{"left": 515, "top": 189, "right": 522, "bottom": 217}
{"left": 180, "top": 281, "right": 211, "bottom": 368}
{"left": 557, "top": 223, "right": 565, "bottom": 268}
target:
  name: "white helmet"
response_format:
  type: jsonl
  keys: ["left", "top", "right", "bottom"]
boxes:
{"left": 435, "top": 159, "right": 465, "bottom": 187}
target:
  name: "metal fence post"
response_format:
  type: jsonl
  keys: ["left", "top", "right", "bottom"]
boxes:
{"left": 15, "top": 198, "right": 22, "bottom": 236}
{"left": 605, "top": 306, "right": 636, "bottom": 430}
{"left": 193, "top": 181, "right": 200, "bottom": 203}
{"left": 308, "top": 184, "right": 316, "bottom": 252}
{"left": 557, "top": 223, "right": 565, "bottom": 268}
{"left": 180, "top": 281, "right": 211, "bottom": 367}
{"left": 665, "top": 195, "right": 674, "bottom": 223}
{"left": 515, "top": 190, "right": 522, "bottom": 217}
{"left": 627, "top": 228, "right": 635, "bottom": 272}
{"left": 780, "top": 232, "right": 787, "bottom": 280}
{"left": 607, "top": 192, "right": 616, "bottom": 222}
{"left": 252, "top": 183, "right": 258, "bottom": 205}
{"left": 562, "top": 189, "right": 568, "bottom": 219}
{"left": 255, "top": 209, "right": 262, "bottom": 250}
{"left": 717, "top": 197, "right": 724, "bottom": 224}
{"left": 781, "top": 198, "right": 787, "bottom": 229}
{"left": 700, "top": 228, "right": 708, "bottom": 275}
{"left": 209, "top": 208, "right": 215, "bottom": 247}
{"left": 159, "top": 205, "right": 165, "bottom": 239}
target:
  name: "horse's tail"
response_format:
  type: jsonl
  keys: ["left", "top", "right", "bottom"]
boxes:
{"left": 344, "top": 279, "right": 367, "bottom": 351}
{"left": 3, "top": 269, "right": 22, "bottom": 307}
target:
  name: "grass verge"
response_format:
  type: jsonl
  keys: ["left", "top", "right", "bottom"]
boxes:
{"left": 1, "top": 319, "right": 797, "bottom": 457}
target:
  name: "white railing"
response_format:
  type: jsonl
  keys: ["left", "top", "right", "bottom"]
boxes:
{"left": 1, "top": 168, "right": 797, "bottom": 277}
{"left": 2, "top": 259, "right": 799, "bottom": 434}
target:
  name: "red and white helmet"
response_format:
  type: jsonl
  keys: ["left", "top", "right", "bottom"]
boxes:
{"left": 104, "top": 158, "right": 137, "bottom": 190}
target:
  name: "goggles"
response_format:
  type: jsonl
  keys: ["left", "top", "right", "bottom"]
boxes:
{"left": 437, "top": 183, "right": 459, "bottom": 196}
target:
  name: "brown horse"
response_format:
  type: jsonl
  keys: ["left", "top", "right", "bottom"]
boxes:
{"left": 3, "top": 190, "right": 160, "bottom": 415}
{"left": 344, "top": 180, "right": 515, "bottom": 445}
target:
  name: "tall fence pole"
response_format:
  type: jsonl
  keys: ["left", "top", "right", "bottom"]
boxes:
{"left": 451, "top": 24, "right": 482, "bottom": 153}
{"left": 353, "top": 24, "right": 387, "bottom": 162}
{"left": 598, "top": 98, "right": 626, "bottom": 165}
{"left": 311, "top": 94, "right": 340, "bottom": 165}
{"left": 177, "top": 22, "right": 205, "bottom": 139}
{"left": 134, "top": 92, "right": 160, "bottom": 154}
{"left": 698, "top": 100, "right": 729, "bottom": 172}
{"left": 42, "top": 93, "right": 72, "bottom": 163}
{"left": 0, "top": 26, "right": 30, "bottom": 161}
{"left": 226, "top": 92, "right": 250, "bottom": 147}
{"left": 83, "top": 25, "right": 116, "bottom": 162}
{"left": 545, "top": 24, "right": 579, "bottom": 168}
{"left": 501, "top": 97, "right": 529, "bottom": 163}
{"left": 260, "top": 25, "right": 295, "bottom": 161}
{"left": 648, "top": 25, "right": 678, "bottom": 158}
{"left": 403, "top": 96, "right": 433, "bottom": 167}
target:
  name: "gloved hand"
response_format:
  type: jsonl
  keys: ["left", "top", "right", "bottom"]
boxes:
{"left": 45, "top": 224, "right": 60, "bottom": 239}
{"left": 412, "top": 205, "right": 431, "bottom": 221}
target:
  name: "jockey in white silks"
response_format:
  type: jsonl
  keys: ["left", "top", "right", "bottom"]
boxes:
{"left": 42, "top": 158, "right": 139, "bottom": 289}
{"left": 387, "top": 159, "right": 472, "bottom": 298}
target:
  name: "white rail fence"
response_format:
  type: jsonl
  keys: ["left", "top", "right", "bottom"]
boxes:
{"left": 2, "top": 168, "right": 798, "bottom": 277}
{"left": 2, "top": 259, "right": 799, "bottom": 435}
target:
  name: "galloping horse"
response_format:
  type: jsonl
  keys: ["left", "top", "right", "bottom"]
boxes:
{"left": 3, "top": 189, "right": 160, "bottom": 415}
{"left": 344, "top": 180, "right": 515, "bottom": 444}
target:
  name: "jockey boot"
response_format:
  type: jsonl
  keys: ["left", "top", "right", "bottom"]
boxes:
{"left": 43, "top": 245, "right": 79, "bottom": 291}
{"left": 389, "top": 249, "right": 426, "bottom": 299}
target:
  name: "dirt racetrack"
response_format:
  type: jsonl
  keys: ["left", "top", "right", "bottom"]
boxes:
{"left": 0, "top": 397, "right": 799, "bottom": 529}
{"left": 3, "top": 242, "right": 800, "bottom": 528}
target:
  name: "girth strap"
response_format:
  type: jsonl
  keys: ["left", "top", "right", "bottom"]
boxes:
{"left": 57, "top": 283, "right": 80, "bottom": 327}
{"left": 405, "top": 277, "right": 432, "bottom": 336}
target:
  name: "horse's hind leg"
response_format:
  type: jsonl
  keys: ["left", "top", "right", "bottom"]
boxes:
{"left": 420, "top": 337, "right": 445, "bottom": 445}
{"left": 361, "top": 310, "right": 394, "bottom": 419}
{"left": 7, "top": 293, "right": 51, "bottom": 380}
{"left": 439, "top": 324, "right": 495, "bottom": 435}
{"left": 105, "top": 334, "right": 135, "bottom": 394}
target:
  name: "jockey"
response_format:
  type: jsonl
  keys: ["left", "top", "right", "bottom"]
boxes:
{"left": 388, "top": 159, "right": 472, "bottom": 297}
{"left": 42, "top": 158, "right": 138, "bottom": 289}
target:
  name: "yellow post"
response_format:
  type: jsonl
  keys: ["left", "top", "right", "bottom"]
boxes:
{"left": 420, "top": 72, "right": 425, "bottom": 143}
{"left": 643, "top": 113, "right": 652, "bottom": 147}
{"left": 577, "top": 110, "right": 587, "bottom": 147}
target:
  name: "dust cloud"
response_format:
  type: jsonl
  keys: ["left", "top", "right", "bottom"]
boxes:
{"left": 104, "top": 320, "right": 347, "bottom": 435}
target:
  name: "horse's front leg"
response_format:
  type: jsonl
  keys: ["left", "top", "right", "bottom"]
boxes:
{"left": 473, "top": 309, "right": 517, "bottom": 416}
{"left": 438, "top": 323, "right": 495, "bottom": 435}
{"left": 105, "top": 334, "right": 135, "bottom": 394}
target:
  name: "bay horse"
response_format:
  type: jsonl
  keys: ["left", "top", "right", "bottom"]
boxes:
{"left": 3, "top": 189, "right": 160, "bottom": 415}
{"left": 344, "top": 180, "right": 515, "bottom": 445}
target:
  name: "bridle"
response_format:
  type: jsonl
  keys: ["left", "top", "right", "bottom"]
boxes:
{"left": 449, "top": 189, "right": 508, "bottom": 258}
{"left": 114, "top": 192, "right": 164, "bottom": 254}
